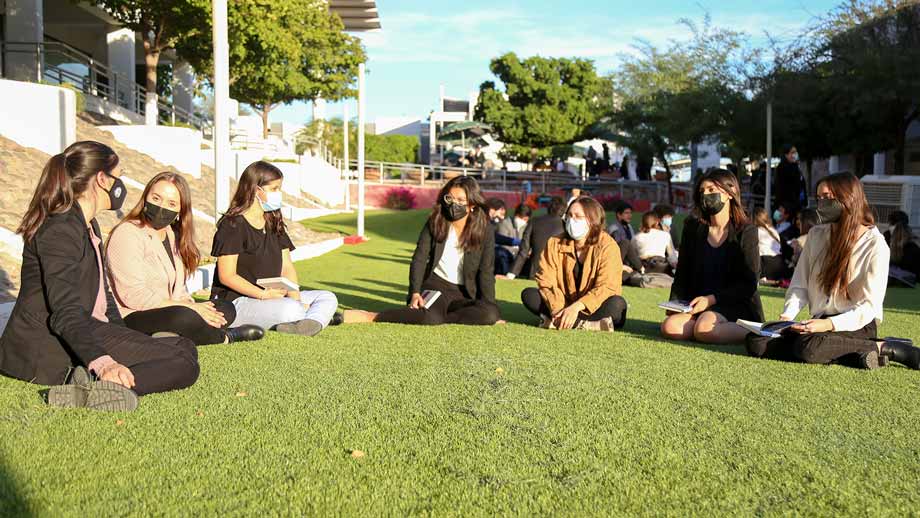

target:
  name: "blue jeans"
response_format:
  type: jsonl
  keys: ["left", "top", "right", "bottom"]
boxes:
{"left": 229, "top": 290, "right": 338, "bottom": 330}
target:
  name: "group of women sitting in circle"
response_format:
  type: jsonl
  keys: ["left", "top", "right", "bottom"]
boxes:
{"left": 0, "top": 140, "right": 917, "bottom": 412}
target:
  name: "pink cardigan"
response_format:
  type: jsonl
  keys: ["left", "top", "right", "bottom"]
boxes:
{"left": 106, "top": 221, "right": 191, "bottom": 316}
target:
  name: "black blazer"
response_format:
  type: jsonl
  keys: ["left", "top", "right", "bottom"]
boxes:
{"left": 408, "top": 220, "right": 496, "bottom": 304}
{"left": 509, "top": 213, "right": 565, "bottom": 277}
{"left": 670, "top": 216, "right": 764, "bottom": 321}
{"left": 0, "top": 205, "right": 124, "bottom": 385}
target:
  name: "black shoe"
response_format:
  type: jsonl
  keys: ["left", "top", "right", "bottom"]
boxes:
{"left": 880, "top": 338, "right": 920, "bottom": 370}
{"left": 329, "top": 312, "right": 344, "bottom": 326}
{"left": 226, "top": 325, "right": 265, "bottom": 343}
{"left": 68, "top": 366, "right": 92, "bottom": 387}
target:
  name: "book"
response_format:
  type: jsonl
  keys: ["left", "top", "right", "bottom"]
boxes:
{"left": 256, "top": 277, "right": 299, "bottom": 292}
{"left": 420, "top": 290, "right": 442, "bottom": 309}
{"left": 658, "top": 300, "right": 693, "bottom": 313}
{"left": 736, "top": 319, "right": 801, "bottom": 338}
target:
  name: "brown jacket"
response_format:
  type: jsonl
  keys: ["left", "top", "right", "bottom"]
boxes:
{"left": 535, "top": 231, "right": 623, "bottom": 315}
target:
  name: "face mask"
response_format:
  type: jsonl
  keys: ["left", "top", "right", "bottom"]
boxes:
{"left": 566, "top": 217, "right": 590, "bottom": 241}
{"left": 143, "top": 201, "right": 179, "bottom": 230}
{"left": 259, "top": 188, "right": 283, "bottom": 212}
{"left": 700, "top": 192, "right": 725, "bottom": 217}
{"left": 514, "top": 217, "right": 527, "bottom": 230}
{"left": 101, "top": 171, "right": 127, "bottom": 211}
{"left": 773, "top": 210, "right": 783, "bottom": 223}
{"left": 661, "top": 216, "right": 672, "bottom": 228}
{"left": 792, "top": 153, "right": 799, "bottom": 162}
{"left": 491, "top": 216, "right": 502, "bottom": 224}
{"left": 816, "top": 198, "right": 844, "bottom": 224}
{"left": 443, "top": 202, "right": 468, "bottom": 222}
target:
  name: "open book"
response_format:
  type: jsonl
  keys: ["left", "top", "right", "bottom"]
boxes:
{"left": 658, "top": 300, "right": 693, "bottom": 313}
{"left": 736, "top": 319, "right": 801, "bottom": 338}
{"left": 256, "top": 277, "right": 299, "bottom": 292}
{"left": 420, "top": 290, "right": 442, "bottom": 309}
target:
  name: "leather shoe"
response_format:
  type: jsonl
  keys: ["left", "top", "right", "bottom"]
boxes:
{"left": 880, "top": 338, "right": 920, "bottom": 369}
{"left": 226, "top": 325, "right": 265, "bottom": 343}
{"left": 329, "top": 312, "right": 344, "bottom": 326}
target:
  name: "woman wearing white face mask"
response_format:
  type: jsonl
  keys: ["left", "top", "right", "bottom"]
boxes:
{"left": 521, "top": 196, "right": 627, "bottom": 330}
{"left": 210, "top": 161, "right": 339, "bottom": 337}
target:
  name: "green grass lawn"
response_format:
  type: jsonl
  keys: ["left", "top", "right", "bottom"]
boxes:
{"left": 1, "top": 209, "right": 919, "bottom": 516}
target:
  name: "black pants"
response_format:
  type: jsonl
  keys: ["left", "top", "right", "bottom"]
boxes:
{"left": 123, "top": 300, "right": 236, "bottom": 345}
{"left": 376, "top": 275, "right": 501, "bottom": 326}
{"left": 760, "top": 255, "right": 787, "bottom": 281}
{"left": 746, "top": 320, "right": 877, "bottom": 368}
{"left": 521, "top": 287, "right": 628, "bottom": 329}
{"left": 89, "top": 320, "right": 199, "bottom": 396}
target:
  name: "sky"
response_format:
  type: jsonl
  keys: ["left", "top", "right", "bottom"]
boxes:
{"left": 269, "top": 0, "right": 842, "bottom": 126}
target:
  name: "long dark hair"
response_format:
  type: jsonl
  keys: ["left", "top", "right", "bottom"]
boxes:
{"left": 18, "top": 141, "right": 119, "bottom": 242}
{"left": 816, "top": 172, "right": 875, "bottom": 298}
{"left": 429, "top": 176, "right": 487, "bottom": 251}
{"left": 114, "top": 172, "right": 199, "bottom": 277}
{"left": 221, "top": 161, "right": 286, "bottom": 235}
{"left": 565, "top": 196, "right": 606, "bottom": 246}
{"left": 693, "top": 168, "right": 749, "bottom": 226}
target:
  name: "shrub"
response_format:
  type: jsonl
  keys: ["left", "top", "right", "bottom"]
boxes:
{"left": 594, "top": 192, "right": 622, "bottom": 211}
{"left": 384, "top": 187, "right": 416, "bottom": 210}
{"left": 366, "top": 134, "right": 419, "bottom": 164}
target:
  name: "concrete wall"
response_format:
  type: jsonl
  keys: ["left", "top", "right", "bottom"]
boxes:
{"left": 0, "top": 79, "right": 76, "bottom": 154}
{"left": 85, "top": 95, "right": 145, "bottom": 124}
{"left": 100, "top": 125, "right": 202, "bottom": 177}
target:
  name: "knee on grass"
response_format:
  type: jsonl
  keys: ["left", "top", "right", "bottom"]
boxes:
{"left": 692, "top": 312, "right": 722, "bottom": 343}
{"left": 660, "top": 315, "right": 693, "bottom": 340}
{"left": 275, "top": 299, "right": 308, "bottom": 326}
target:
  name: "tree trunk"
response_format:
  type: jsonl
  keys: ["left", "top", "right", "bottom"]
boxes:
{"left": 261, "top": 103, "right": 273, "bottom": 140}
{"left": 893, "top": 120, "right": 909, "bottom": 175}
{"left": 144, "top": 46, "right": 161, "bottom": 126}
{"left": 658, "top": 150, "right": 673, "bottom": 204}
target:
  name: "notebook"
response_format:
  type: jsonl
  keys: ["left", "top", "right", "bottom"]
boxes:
{"left": 658, "top": 300, "right": 693, "bottom": 313}
{"left": 736, "top": 319, "right": 801, "bottom": 338}
{"left": 420, "top": 290, "right": 442, "bottom": 309}
{"left": 256, "top": 277, "right": 299, "bottom": 292}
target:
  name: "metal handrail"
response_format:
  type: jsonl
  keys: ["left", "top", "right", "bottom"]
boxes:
{"left": 1, "top": 40, "right": 208, "bottom": 129}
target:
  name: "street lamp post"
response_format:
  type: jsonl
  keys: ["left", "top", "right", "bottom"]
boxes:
{"left": 357, "top": 62, "right": 366, "bottom": 238}
{"left": 212, "top": 0, "right": 230, "bottom": 219}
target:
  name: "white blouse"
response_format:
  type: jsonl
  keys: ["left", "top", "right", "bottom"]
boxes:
{"left": 781, "top": 225, "right": 890, "bottom": 332}
{"left": 433, "top": 225, "right": 464, "bottom": 285}
{"left": 757, "top": 226, "right": 782, "bottom": 257}
{"left": 632, "top": 229, "right": 676, "bottom": 264}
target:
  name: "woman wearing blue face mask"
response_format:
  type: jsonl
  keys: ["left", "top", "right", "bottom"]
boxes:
{"left": 521, "top": 196, "right": 627, "bottom": 331}
{"left": 210, "top": 161, "right": 339, "bottom": 337}
{"left": 661, "top": 169, "right": 763, "bottom": 344}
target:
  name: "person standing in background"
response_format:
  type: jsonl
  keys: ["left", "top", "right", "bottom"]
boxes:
{"left": 774, "top": 145, "right": 808, "bottom": 212}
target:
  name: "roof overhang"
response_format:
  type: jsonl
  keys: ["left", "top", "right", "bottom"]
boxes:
{"left": 328, "top": 0, "right": 381, "bottom": 31}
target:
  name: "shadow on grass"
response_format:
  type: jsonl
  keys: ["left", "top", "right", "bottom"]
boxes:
{"left": 321, "top": 281, "right": 405, "bottom": 304}
{"left": 355, "top": 278, "right": 408, "bottom": 292}
{"left": 0, "top": 455, "right": 31, "bottom": 517}
{"left": 343, "top": 252, "right": 411, "bottom": 266}
{"left": 303, "top": 209, "right": 430, "bottom": 245}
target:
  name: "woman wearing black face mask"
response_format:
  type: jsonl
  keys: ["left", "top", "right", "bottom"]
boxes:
{"left": 0, "top": 142, "right": 201, "bottom": 412}
{"left": 661, "top": 168, "right": 763, "bottom": 344}
{"left": 106, "top": 172, "right": 264, "bottom": 345}
{"left": 746, "top": 172, "right": 919, "bottom": 369}
{"left": 343, "top": 176, "right": 501, "bottom": 326}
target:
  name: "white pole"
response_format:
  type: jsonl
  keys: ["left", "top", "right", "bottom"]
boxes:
{"left": 765, "top": 102, "right": 773, "bottom": 214}
{"left": 343, "top": 103, "right": 351, "bottom": 211}
{"left": 212, "top": 0, "right": 230, "bottom": 219}
{"left": 357, "top": 63, "right": 366, "bottom": 238}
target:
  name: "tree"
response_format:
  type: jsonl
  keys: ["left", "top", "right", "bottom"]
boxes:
{"left": 178, "top": 0, "right": 366, "bottom": 138}
{"left": 475, "top": 53, "right": 604, "bottom": 163}
{"left": 90, "top": 0, "right": 209, "bottom": 125}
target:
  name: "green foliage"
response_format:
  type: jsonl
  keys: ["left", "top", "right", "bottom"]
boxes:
{"left": 177, "top": 0, "right": 366, "bottom": 137}
{"left": 366, "top": 134, "right": 419, "bottom": 164}
{"left": 475, "top": 53, "right": 604, "bottom": 161}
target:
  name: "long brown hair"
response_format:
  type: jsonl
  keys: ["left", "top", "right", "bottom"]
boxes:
{"left": 18, "top": 141, "right": 119, "bottom": 242}
{"left": 639, "top": 211, "right": 660, "bottom": 233}
{"left": 221, "top": 161, "right": 286, "bottom": 235}
{"left": 817, "top": 172, "right": 875, "bottom": 298}
{"left": 565, "top": 196, "right": 606, "bottom": 246}
{"left": 429, "top": 176, "right": 488, "bottom": 251}
{"left": 753, "top": 207, "right": 780, "bottom": 243}
{"left": 693, "top": 168, "right": 749, "bottom": 226}
{"left": 114, "top": 172, "right": 200, "bottom": 277}
{"left": 889, "top": 221, "right": 914, "bottom": 264}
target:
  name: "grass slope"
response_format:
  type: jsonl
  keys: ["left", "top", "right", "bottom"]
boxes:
{"left": 1, "top": 209, "right": 918, "bottom": 516}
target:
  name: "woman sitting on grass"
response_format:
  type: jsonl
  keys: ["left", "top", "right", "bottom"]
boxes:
{"left": 520, "top": 196, "right": 627, "bottom": 331}
{"left": 661, "top": 168, "right": 763, "bottom": 344}
{"left": 210, "top": 161, "right": 339, "bottom": 337}
{"left": 0, "top": 141, "right": 199, "bottom": 411}
{"left": 632, "top": 211, "right": 677, "bottom": 275}
{"left": 752, "top": 207, "right": 788, "bottom": 283}
{"left": 106, "top": 172, "right": 264, "bottom": 345}
{"left": 344, "top": 176, "right": 501, "bottom": 326}
{"left": 746, "top": 172, "right": 919, "bottom": 369}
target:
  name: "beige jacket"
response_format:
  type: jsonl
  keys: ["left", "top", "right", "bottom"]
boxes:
{"left": 106, "top": 221, "right": 190, "bottom": 315}
{"left": 535, "top": 231, "right": 623, "bottom": 315}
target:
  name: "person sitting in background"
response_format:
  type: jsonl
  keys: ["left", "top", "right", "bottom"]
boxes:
{"left": 210, "top": 161, "right": 339, "bottom": 337}
{"left": 487, "top": 198, "right": 521, "bottom": 275}
{"left": 521, "top": 196, "right": 627, "bottom": 330}
{"left": 607, "top": 201, "right": 643, "bottom": 276}
{"left": 790, "top": 208, "right": 819, "bottom": 267}
{"left": 654, "top": 203, "right": 680, "bottom": 248}
{"left": 886, "top": 211, "right": 920, "bottom": 281}
{"left": 661, "top": 168, "right": 763, "bottom": 344}
{"left": 506, "top": 196, "right": 566, "bottom": 280}
{"left": 752, "top": 207, "right": 787, "bottom": 283}
{"left": 344, "top": 176, "right": 500, "bottom": 326}
{"left": 883, "top": 210, "right": 908, "bottom": 243}
{"left": 107, "top": 172, "right": 264, "bottom": 346}
{"left": 632, "top": 211, "right": 677, "bottom": 274}
{"left": 495, "top": 204, "right": 530, "bottom": 275}
{"left": 746, "top": 172, "right": 918, "bottom": 370}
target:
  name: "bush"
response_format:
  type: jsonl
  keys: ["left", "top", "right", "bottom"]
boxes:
{"left": 366, "top": 134, "right": 419, "bottom": 164}
{"left": 594, "top": 192, "right": 622, "bottom": 211}
{"left": 384, "top": 187, "right": 416, "bottom": 210}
